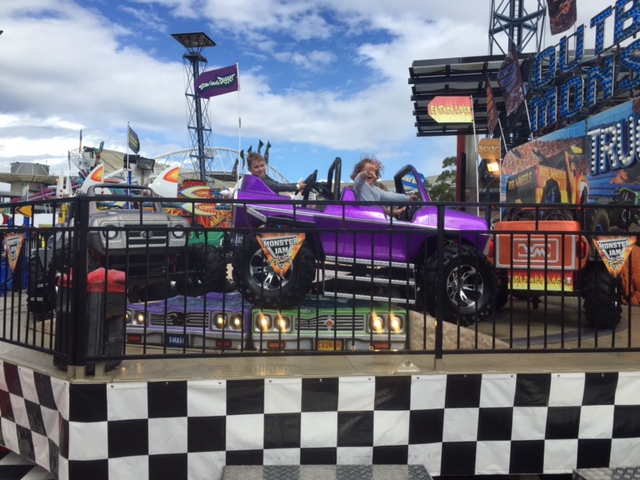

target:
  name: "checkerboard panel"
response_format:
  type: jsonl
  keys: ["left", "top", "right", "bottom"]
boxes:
{"left": 1, "top": 362, "right": 640, "bottom": 479}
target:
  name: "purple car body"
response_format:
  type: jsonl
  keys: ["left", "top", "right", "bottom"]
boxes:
{"left": 126, "top": 291, "right": 253, "bottom": 351}
{"left": 231, "top": 159, "right": 495, "bottom": 325}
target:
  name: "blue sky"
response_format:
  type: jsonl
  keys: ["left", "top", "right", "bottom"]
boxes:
{"left": 0, "top": 0, "right": 613, "bottom": 185}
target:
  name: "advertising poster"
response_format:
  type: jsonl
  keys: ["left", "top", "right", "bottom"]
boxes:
{"left": 501, "top": 98, "right": 640, "bottom": 302}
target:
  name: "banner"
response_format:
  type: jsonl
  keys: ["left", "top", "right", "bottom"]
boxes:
{"left": 478, "top": 138, "right": 501, "bottom": 164}
{"left": 195, "top": 64, "right": 239, "bottom": 99}
{"left": 497, "top": 43, "right": 525, "bottom": 117}
{"left": 427, "top": 96, "right": 473, "bottom": 123}
{"left": 593, "top": 236, "right": 636, "bottom": 278}
{"left": 548, "top": 0, "right": 577, "bottom": 35}
{"left": 485, "top": 74, "right": 499, "bottom": 135}
{"left": 4, "top": 233, "right": 24, "bottom": 273}
{"left": 257, "top": 232, "right": 305, "bottom": 278}
{"left": 128, "top": 125, "right": 140, "bottom": 154}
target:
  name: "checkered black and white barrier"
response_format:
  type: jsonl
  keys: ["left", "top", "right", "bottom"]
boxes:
{"left": 0, "top": 360, "right": 639, "bottom": 480}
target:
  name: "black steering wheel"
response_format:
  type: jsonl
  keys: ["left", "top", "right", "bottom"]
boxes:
{"left": 396, "top": 194, "right": 420, "bottom": 221}
{"left": 301, "top": 170, "right": 318, "bottom": 201}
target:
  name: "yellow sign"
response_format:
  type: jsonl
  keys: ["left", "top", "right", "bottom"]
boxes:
{"left": 257, "top": 232, "right": 306, "bottom": 278}
{"left": 593, "top": 235, "right": 636, "bottom": 277}
{"left": 510, "top": 270, "right": 575, "bottom": 292}
{"left": 478, "top": 138, "right": 501, "bottom": 162}
{"left": 4, "top": 233, "right": 24, "bottom": 273}
{"left": 15, "top": 205, "right": 32, "bottom": 217}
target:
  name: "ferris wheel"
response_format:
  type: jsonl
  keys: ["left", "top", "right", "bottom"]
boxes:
{"left": 154, "top": 147, "right": 291, "bottom": 184}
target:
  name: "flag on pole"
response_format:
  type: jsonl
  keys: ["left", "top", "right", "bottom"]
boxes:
{"left": 258, "top": 140, "right": 264, "bottom": 154}
{"left": 195, "top": 64, "right": 240, "bottom": 99}
{"left": 128, "top": 125, "right": 140, "bottom": 154}
{"left": 240, "top": 149, "right": 246, "bottom": 170}
{"left": 548, "top": 0, "right": 577, "bottom": 35}
{"left": 497, "top": 43, "right": 525, "bottom": 117}
{"left": 485, "top": 74, "right": 499, "bottom": 136}
{"left": 231, "top": 158, "right": 239, "bottom": 179}
{"left": 264, "top": 142, "right": 271, "bottom": 164}
{"left": 79, "top": 129, "right": 82, "bottom": 153}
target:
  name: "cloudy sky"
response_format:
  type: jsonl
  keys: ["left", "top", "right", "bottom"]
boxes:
{"left": 0, "top": 0, "right": 616, "bottom": 184}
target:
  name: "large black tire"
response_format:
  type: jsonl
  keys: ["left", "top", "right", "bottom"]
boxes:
{"left": 494, "top": 272, "right": 509, "bottom": 310}
{"left": 176, "top": 244, "right": 227, "bottom": 297}
{"left": 232, "top": 234, "right": 315, "bottom": 308}
{"left": 424, "top": 244, "right": 495, "bottom": 326}
{"left": 582, "top": 262, "right": 622, "bottom": 329}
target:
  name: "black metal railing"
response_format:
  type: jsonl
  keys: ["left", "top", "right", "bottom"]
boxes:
{"left": 0, "top": 194, "right": 638, "bottom": 373}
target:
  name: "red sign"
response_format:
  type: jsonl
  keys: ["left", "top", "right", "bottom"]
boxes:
{"left": 428, "top": 96, "right": 473, "bottom": 123}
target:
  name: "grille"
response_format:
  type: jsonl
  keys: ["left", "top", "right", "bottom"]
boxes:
{"left": 126, "top": 229, "right": 169, "bottom": 247}
{"left": 149, "top": 311, "right": 208, "bottom": 328}
{"left": 297, "top": 314, "right": 365, "bottom": 332}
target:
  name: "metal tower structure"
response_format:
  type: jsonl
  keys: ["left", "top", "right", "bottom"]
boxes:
{"left": 171, "top": 32, "right": 216, "bottom": 182}
{"left": 489, "top": 0, "right": 546, "bottom": 54}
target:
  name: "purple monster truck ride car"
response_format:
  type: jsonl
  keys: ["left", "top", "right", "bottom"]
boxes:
{"left": 231, "top": 158, "right": 494, "bottom": 325}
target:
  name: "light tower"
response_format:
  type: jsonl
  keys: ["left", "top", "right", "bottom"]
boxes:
{"left": 489, "top": 0, "right": 546, "bottom": 54}
{"left": 171, "top": 32, "right": 216, "bottom": 182}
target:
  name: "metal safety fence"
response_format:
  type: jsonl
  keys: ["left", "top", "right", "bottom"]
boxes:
{"left": 0, "top": 193, "right": 638, "bottom": 374}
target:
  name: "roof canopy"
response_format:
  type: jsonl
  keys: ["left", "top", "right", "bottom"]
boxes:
{"left": 408, "top": 53, "right": 534, "bottom": 148}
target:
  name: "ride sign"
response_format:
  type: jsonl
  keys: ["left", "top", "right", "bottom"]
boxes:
{"left": 257, "top": 232, "right": 306, "bottom": 277}
{"left": 427, "top": 96, "right": 473, "bottom": 123}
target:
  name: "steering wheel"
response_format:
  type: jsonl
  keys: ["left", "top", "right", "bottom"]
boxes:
{"left": 301, "top": 170, "right": 318, "bottom": 201}
{"left": 314, "top": 181, "right": 332, "bottom": 200}
{"left": 396, "top": 202, "right": 416, "bottom": 221}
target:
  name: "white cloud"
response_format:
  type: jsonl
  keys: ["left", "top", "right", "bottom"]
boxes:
{"left": 0, "top": 0, "right": 621, "bottom": 181}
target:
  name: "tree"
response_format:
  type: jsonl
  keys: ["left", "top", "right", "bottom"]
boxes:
{"left": 426, "top": 156, "right": 456, "bottom": 202}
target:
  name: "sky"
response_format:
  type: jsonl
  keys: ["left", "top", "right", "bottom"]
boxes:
{"left": 0, "top": 0, "right": 619, "bottom": 185}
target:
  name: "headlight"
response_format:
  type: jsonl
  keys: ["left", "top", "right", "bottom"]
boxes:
{"left": 256, "top": 312, "right": 272, "bottom": 331}
{"left": 126, "top": 310, "right": 145, "bottom": 326}
{"left": 102, "top": 224, "right": 118, "bottom": 240}
{"left": 389, "top": 313, "right": 404, "bottom": 332}
{"left": 172, "top": 226, "right": 186, "bottom": 239}
{"left": 276, "top": 313, "right": 290, "bottom": 332}
{"left": 213, "top": 313, "right": 227, "bottom": 329}
{"left": 369, "top": 312, "right": 385, "bottom": 332}
{"left": 229, "top": 314, "right": 244, "bottom": 331}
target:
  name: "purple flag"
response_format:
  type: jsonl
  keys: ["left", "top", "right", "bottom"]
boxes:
{"left": 548, "top": 0, "right": 577, "bottom": 35}
{"left": 486, "top": 74, "right": 499, "bottom": 135}
{"left": 497, "top": 43, "right": 525, "bottom": 117}
{"left": 195, "top": 64, "right": 239, "bottom": 98}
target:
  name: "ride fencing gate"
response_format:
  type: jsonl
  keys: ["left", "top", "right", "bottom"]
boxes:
{"left": 3, "top": 194, "right": 638, "bottom": 364}
{"left": 0, "top": 194, "right": 639, "bottom": 479}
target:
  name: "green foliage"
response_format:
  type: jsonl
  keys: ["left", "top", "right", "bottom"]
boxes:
{"left": 426, "top": 156, "right": 456, "bottom": 202}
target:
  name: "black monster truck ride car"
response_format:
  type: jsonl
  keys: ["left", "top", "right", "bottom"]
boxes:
{"left": 41, "top": 184, "right": 227, "bottom": 302}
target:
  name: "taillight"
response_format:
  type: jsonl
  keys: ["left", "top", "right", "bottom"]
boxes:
{"left": 577, "top": 238, "right": 588, "bottom": 259}
{"left": 488, "top": 238, "right": 496, "bottom": 258}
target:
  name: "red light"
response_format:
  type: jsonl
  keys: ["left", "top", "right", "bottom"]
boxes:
{"left": 127, "top": 335, "right": 142, "bottom": 343}
{"left": 216, "top": 340, "right": 232, "bottom": 348}
{"left": 267, "top": 341, "right": 285, "bottom": 350}
{"left": 488, "top": 238, "right": 496, "bottom": 258}
{"left": 577, "top": 238, "right": 588, "bottom": 259}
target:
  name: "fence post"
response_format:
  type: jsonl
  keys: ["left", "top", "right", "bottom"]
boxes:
{"left": 72, "top": 195, "right": 90, "bottom": 373}
{"left": 435, "top": 203, "right": 445, "bottom": 362}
